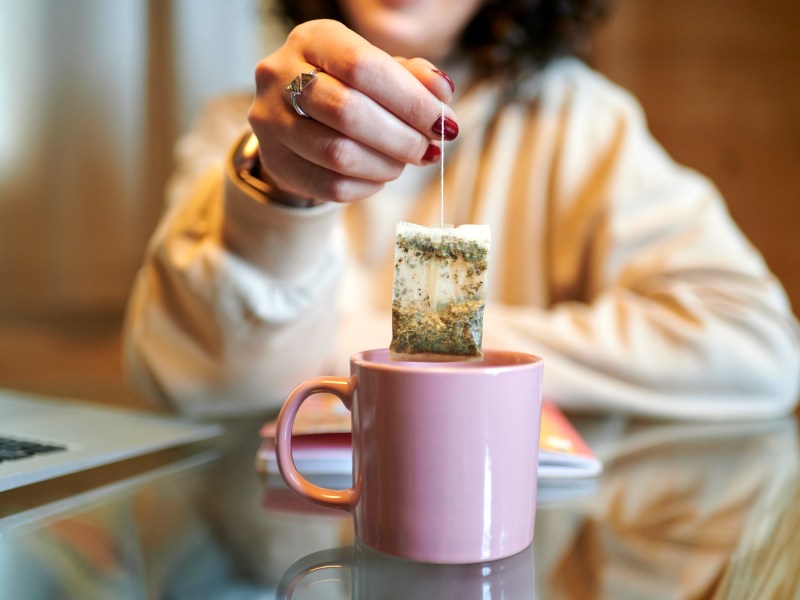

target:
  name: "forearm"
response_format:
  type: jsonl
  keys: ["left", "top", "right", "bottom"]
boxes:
{"left": 124, "top": 160, "right": 345, "bottom": 416}
{"left": 484, "top": 274, "right": 800, "bottom": 421}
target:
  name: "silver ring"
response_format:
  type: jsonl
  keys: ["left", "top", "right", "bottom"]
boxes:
{"left": 284, "top": 68, "right": 321, "bottom": 118}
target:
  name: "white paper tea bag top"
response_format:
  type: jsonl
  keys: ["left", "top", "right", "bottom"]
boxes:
{"left": 390, "top": 221, "right": 490, "bottom": 361}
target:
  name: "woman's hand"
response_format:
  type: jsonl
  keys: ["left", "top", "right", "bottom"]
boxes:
{"left": 247, "top": 19, "right": 458, "bottom": 205}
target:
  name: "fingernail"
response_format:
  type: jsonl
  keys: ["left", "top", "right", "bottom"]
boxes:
{"left": 432, "top": 116, "right": 459, "bottom": 141}
{"left": 422, "top": 143, "right": 441, "bottom": 163}
{"left": 432, "top": 69, "right": 455, "bottom": 93}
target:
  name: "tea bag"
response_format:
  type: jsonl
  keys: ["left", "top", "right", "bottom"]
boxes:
{"left": 390, "top": 221, "right": 491, "bottom": 361}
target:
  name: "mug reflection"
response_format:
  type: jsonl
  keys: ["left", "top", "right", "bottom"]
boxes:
{"left": 277, "top": 540, "right": 535, "bottom": 599}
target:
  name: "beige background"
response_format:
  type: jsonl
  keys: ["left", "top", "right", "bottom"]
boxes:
{"left": 0, "top": 0, "right": 797, "bottom": 408}
{"left": 595, "top": 0, "right": 799, "bottom": 314}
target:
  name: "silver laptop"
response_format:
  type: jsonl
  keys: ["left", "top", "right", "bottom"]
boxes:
{"left": 0, "top": 388, "right": 221, "bottom": 492}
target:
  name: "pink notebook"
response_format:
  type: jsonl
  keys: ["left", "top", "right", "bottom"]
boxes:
{"left": 257, "top": 396, "right": 601, "bottom": 480}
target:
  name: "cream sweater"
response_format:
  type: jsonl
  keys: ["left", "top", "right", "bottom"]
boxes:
{"left": 124, "top": 58, "right": 800, "bottom": 420}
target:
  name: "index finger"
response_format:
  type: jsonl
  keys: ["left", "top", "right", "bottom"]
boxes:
{"left": 292, "top": 20, "right": 458, "bottom": 140}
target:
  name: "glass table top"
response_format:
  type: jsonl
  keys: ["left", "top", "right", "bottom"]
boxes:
{"left": 1, "top": 412, "right": 798, "bottom": 599}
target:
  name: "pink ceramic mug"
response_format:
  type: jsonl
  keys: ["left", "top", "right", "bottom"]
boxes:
{"left": 275, "top": 348, "right": 544, "bottom": 564}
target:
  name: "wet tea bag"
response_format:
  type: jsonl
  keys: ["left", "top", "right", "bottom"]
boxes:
{"left": 390, "top": 221, "right": 491, "bottom": 361}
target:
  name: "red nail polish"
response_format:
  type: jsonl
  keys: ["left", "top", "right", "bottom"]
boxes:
{"left": 432, "top": 116, "right": 459, "bottom": 141}
{"left": 432, "top": 69, "right": 455, "bottom": 93}
{"left": 422, "top": 143, "right": 441, "bottom": 163}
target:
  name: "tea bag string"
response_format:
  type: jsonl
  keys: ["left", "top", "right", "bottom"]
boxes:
{"left": 440, "top": 102, "right": 445, "bottom": 228}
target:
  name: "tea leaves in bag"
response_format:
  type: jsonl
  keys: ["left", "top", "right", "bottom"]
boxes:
{"left": 390, "top": 222, "right": 490, "bottom": 361}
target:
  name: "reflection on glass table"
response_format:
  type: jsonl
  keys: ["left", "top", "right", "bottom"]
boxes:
{"left": 0, "top": 414, "right": 797, "bottom": 599}
{"left": 276, "top": 541, "right": 534, "bottom": 600}
{"left": 535, "top": 416, "right": 800, "bottom": 599}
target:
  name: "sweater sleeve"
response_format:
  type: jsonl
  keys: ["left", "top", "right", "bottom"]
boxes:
{"left": 123, "top": 97, "right": 345, "bottom": 417}
{"left": 483, "top": 68, "right": 800, "bottom": 420}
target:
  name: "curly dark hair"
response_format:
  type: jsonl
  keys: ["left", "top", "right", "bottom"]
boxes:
{"left": 271, "top": 0, "right": 609, "bottom": 78}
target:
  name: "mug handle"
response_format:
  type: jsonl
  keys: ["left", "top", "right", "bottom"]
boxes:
{"left": 275, "top": 546, "right": 354, "bottom": 600}
{"left": 275, "top": 376, "right": 357, "bottom": 511}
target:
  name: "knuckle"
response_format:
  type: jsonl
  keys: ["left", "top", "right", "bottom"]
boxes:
{"left": 338, "top": 49, "right": 380, "bottom": 87}
{"left": 323, "top": 137, "right": 357, "bottom": 174}
{"left": 406, "top": 93, "right": 429, "bottom": 123}
{"left": 253, "top": 58, "right": 281, "bottom": 91}
{"left": 246, "top": 107, "right": 261, "bottom": 131}
{"left": 247, "top": 100, "right": 270, "bottom": 131}
{"left": 322, "top": 177, "right": 354, "bottom": 203}
{"left": 286, "top": 22, "right": 310, "bottom": 46}
{"left": 317, "top": 18, "right": 348, "bottom": 36}
{"left": 323, "top": 86, "right": 357, "bottom": 130}
{"left": 290, "top": 20, "right": 346, "bottom": 58}
{"left": 397, "top": 135, "right": 428, "bottom": 164}
{"left": 336, "top": 50, "right": 361, "bottom": 81}
{"left": 406, "top": 57, "right": 434, "bottom": 72}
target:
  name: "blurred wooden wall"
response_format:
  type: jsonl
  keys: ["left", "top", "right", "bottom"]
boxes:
{"left": 0, "top": 1, "right": 797, "bottom": 408}
{"left": 593, "top": 0, "right": 800, "bottom": 313}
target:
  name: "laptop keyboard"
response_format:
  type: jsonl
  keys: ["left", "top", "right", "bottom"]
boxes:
{"left": 0, "top": 436, "right": 67, "bottom": 463}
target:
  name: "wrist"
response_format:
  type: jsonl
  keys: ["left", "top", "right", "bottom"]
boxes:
{"left": 232, "top": 132, "right": 323, "bottom": 208}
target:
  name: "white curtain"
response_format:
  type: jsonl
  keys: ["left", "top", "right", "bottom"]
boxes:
{"left": 0, "top": 0, "right": 282, "bottom": 317}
